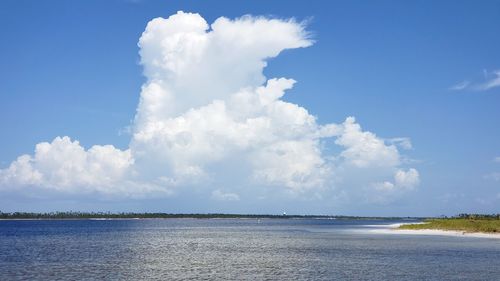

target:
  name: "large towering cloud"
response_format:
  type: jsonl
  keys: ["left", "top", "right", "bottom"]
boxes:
{"left": 0, "top": 12, "right": 419, "bottom": 204}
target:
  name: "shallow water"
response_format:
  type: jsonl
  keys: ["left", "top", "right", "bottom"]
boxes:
{"left": 0, "top": 219, "right": 499, "bottom": 280}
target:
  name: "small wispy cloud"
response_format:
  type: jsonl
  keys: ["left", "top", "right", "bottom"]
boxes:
{"left": 211, "top": 190, "right": 240, "bottom": 201}
{"left": 450, "top": 70, "right": 500, "bottom": 92}
{"left": 476, "top": 70, "right": 500, "bottom": 91}
{"left": 386, "top": 137, "right": 412, "bottom": 150}
{"left": 484, "top": 172, "right": 500, "bottom": 181}
{"left": 484, "top": 157, "right": 500, "bottom": 182}
{"left": 449, "top": 80, "right": 470, "bottom": 91}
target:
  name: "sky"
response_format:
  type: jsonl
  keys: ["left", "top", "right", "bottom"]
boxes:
{"left": 0, "top": 0, "right": 499, "bottom": 216}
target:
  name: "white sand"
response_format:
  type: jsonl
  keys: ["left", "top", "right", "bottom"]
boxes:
{"left": 369, "top": 222, "right": 500, "bottom": 239}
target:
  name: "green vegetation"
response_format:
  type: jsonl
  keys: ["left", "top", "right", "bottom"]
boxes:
{"left": 399, "top": 214, "right": 500, "bottom": 233}
{"left": 0, "top": 211, "right": 418, "bottom": 220}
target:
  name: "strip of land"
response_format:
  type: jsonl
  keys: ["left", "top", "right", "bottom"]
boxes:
{"left": 0, "top": 211, "right": 417, "bottom": 220}
{"left": 369, "top": 224, "right": 500, "bottom": 239}
{"left": 399, "top": 218, "right": 500, "bottom": 233}
{"left": 371, "top": 218, "right": 500, "bottom": 239}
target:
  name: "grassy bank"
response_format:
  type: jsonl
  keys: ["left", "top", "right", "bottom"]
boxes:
{"left": 400, "top": 217, "right": 500, "bottom": 233}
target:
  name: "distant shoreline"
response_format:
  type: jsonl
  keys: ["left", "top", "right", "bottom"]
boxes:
{"left": 0, "top": 212, "right": 422, "bottom": 220}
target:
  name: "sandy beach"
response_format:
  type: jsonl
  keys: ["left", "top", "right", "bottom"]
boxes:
{"left": 370, "top": 223, "right": 500, "bottom": 239}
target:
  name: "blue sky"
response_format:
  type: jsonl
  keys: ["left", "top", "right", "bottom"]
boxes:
{"left": 0, "top": 0, "right": 499, "bottom": 216}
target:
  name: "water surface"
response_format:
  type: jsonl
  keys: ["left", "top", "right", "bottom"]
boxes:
{"left": 1, "top": 219, "right": 499, "bottom": 280}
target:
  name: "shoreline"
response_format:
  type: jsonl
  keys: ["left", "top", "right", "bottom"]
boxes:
{"left": 370, "top": 223, "right": 500, "bottom": 239}
{"left": 0, "top": 214, "right": 421, "bottom": 220}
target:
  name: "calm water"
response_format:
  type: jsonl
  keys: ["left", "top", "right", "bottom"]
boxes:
{"left": 0, "top": 219, "right": 499, "bottom": 280}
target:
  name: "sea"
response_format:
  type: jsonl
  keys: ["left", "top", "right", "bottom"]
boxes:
{"left": 0, "top": 218, "right": 499, "bottom": 280}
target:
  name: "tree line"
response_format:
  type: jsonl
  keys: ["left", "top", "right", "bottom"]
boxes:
{"left": 0, "top": 211, "right": 423, "bottom": 220}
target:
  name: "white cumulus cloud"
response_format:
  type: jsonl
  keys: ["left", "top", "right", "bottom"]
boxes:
{"left": 394, "top": 168, "right": 420, "bottom": 190}
{"left": 0, "top": 136, "right": 171, "bottom": 197}
{"left": 0, "top": 11, "right": 419, "bottom": 205}
{"left": 0, "top": 136, "right": 131, "bottom": 189}
{"left": 335, "top": 117, "right": 400, "bottom": 168}
{"left": 372, "top": 169, "right": 420, "bottom": 192}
